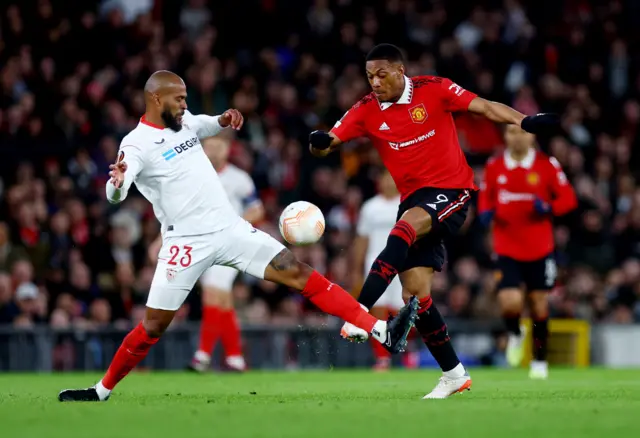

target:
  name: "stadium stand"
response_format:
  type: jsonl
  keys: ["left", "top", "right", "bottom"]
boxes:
{"left": 1, "top": 0, "right": 640, "bottom": 333}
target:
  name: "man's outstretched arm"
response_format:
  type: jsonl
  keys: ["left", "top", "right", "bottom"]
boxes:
{"left": 467, "top": 97, "right": 559, "bottom": 134}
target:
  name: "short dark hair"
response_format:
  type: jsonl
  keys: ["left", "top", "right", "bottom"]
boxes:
{"left": 366, "top": 44, "right": 404, "bottom": 64}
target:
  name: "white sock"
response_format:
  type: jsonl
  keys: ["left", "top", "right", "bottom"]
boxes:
{"left": 443, "top": 362, "right": 466, "bottom": 379}
{"left": 95, "top": 380, "right": 111, "bottom": 401}
{"left": 531, "top": 360, "right": 548, "bottom": 368}
{"left": 194, "top": 350, "right": 211, "bottom": 363}
{"left": 371, "top": 320, "right": 388, "bottom": 343}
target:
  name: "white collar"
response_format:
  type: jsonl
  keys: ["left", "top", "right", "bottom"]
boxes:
{"left": 504, "top": 148, "right": 536, "bottom": 170}
{"left": 379, "top": 76, "right": 413, "bottom": 111}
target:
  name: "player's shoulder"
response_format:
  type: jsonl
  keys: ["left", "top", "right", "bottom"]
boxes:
{"left": 225, "top": 164, "right": 250, "bottom": 180}
{"left": 119, "top": 128, "right": 149, "bottom": 155}
{"left": 351, "top": 92, "right": 378, "bottom": 112}
{"left": 182, "top": 109, "right": 197, "bottom": 122}
{"left": 485, "top": 152, "right": 505, "bottom": 168}
{"left": 411, "top": 75, "right": 446, "bottom": 90}
{"left": 180, "top": 110, "right": 201, "bottom": 129}
{"left": 534, "top": 150, "right": 561, "bottom": 169}
{"left": 362, "top": 194, "right": 393, "bottom": 213}
{"left": 361, "top": 195, "right": 381, "bottom": 213}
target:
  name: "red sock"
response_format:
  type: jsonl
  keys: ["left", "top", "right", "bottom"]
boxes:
{"left": 302, "top": 271, "right": 377, "bottom": 332}
{"left": 220, "top": 309, "right": 242, "bottom": 357}
{"left": 198, "top": 305, "right": 222, "bottom": 354}
{"left": 102, "top": 323, "right": 159, "bottom": 390}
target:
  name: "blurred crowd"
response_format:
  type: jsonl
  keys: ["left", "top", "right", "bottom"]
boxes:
{"left": 1, "top": 0, "right": 640, "bottom": 330}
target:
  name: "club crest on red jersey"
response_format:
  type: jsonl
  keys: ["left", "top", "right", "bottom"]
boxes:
{"left": 527, "top": 172, "right": 540, "bottom": 186}
{"left": 409, "top": 104, "right": 428, "bottom": 124}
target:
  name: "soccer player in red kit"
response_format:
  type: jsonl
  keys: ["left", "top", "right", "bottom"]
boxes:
{"left": 309, "top": 44, "right": 558, "bottom": 398}
{"left": 478, "top": 124, "right": 577, "bottom": 380}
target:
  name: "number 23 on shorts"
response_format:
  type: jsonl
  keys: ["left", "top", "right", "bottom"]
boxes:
{"left": 167, "top": 245, "right": 193, "bottom": 267}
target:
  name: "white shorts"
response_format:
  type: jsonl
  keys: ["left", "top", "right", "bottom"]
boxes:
{"left": 372, "top": 275, "right": 404, "bottom": 310}
{"left": 147, "top": 219, "right": 285, "bottom": 311}
{"left": 200, "top": 265, "right": 238, "bottom": 292}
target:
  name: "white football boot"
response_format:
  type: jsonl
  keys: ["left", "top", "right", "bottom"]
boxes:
{"left": 340, "top": 321, "right": 369, "bottom": 342}
{"left": 189, "top": 350, "right": 211, "bottom": 372}
{"left": 529, "top": 360, "right": 549, "bottom": 380}
{"left": 225, "top": 355, "right": 247, "bottom": 372}
{"left": 423, "top": 364, "right": 472, "bottom": 399}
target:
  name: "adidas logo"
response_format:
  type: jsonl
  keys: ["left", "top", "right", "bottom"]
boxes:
{"left": 379, "top": 122, "right": 390, "bottom": 131}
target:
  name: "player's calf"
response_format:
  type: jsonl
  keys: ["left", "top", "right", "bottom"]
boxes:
{"left": 358, "top": 207, "right": 436, "bottom": 310}
{"left": 529, "top": 290, "right": 550, "bottom": 378}
{"left": 59, "top": 307, "right": 174, "bottom": 402}
{"left": 498, "top": 288, "right": 526, "bottom": 367}
{"left": 399, "top": 268, "right": 470, "bottom": 397}
{"left": 498, "top": 288, "right": 525, "bottom": 335}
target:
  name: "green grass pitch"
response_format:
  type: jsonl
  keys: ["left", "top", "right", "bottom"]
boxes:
{"left": 1, "top": 369, "right": 638, "bottom": 438}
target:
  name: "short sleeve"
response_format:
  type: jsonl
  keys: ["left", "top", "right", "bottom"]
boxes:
{"left": 439, "top": 77, "right": 478, "bottom": 112}
{"left": 330, "top": 103, "right": 367, "bottom": 143}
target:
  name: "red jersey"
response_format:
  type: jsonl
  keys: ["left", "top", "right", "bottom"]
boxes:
{"left": 478, "top": 149, "right": 577, "bottom": 261}
{"left": 331, "top": 76, "right": 477, "bottom": 200}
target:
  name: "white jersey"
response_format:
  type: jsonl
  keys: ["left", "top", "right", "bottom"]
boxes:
{"left": 217, "top": 164, "right": 260, "bottom": 215}
{"left": 356, "top": 194, "right": 401, "bottom": 272}
{"left": 106, "top": 110, "right": 238, "bottom": 236}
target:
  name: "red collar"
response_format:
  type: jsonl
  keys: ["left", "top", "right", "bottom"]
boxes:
{"left": 140, "top": 115, "right": 164, "bottom": 130}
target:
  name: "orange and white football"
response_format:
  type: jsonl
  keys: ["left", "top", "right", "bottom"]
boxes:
{"left": 278, "top": 201, "right": 325, "bottom": 245}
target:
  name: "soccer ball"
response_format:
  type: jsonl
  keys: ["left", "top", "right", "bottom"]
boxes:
{"left": 279, "top": 201, "right": 325, "bottom": 245}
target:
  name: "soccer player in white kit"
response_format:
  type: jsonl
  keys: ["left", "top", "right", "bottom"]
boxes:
{"left": 148, "top": 135, "right": 261, "bottom": 372}
{"left": 352, "top": 170, "right": 403, "bottom": 371}
{"left": 58, "top": 71, "right": 418, "bottom": 402}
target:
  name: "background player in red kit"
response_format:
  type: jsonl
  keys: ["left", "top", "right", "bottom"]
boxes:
{"left": 478, "top": 124, "right": 577, "bottom": 380}
{"left": 309, "top": 44, "right": 559, "bottom": 398}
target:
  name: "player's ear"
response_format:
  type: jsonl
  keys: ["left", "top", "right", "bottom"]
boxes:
{"left": 397, "top": 63, "right": 405, "bottom": 77}
{"left": 153, "top": 93, "right": 161, "bottom": 106}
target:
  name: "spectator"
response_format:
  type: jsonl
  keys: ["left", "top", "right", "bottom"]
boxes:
{"left": 0, "top": 0, "right": 639, "bottom": 328}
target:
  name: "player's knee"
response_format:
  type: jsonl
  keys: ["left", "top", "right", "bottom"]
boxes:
{"left": 399, "top": 207, "right": 432, "bottom": 236}
{"left": 498, "top": 288, "right": 524, "bottom": 314}
{"left": 265, "top": 248, "right": 314, "bottom": 290}
{"left": 529, "top": 291, "right": 549, "bottom": 318}
{"left": 288, "top": 262, "right": 314, "bottom": 290}
{"left": 217, "top": 291, "right": 234, "bottom": 309}
{"left": 142, "top": 308, "right": 175, "bottom": 338}
{"left": 402, "top": 286, "right": 429, "bottom": 301}
{"left": 202, "top": 287, "right": 217, "bottom": 306}
{"left": 142, "top": 319, "right": 166, "bottom": 338}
